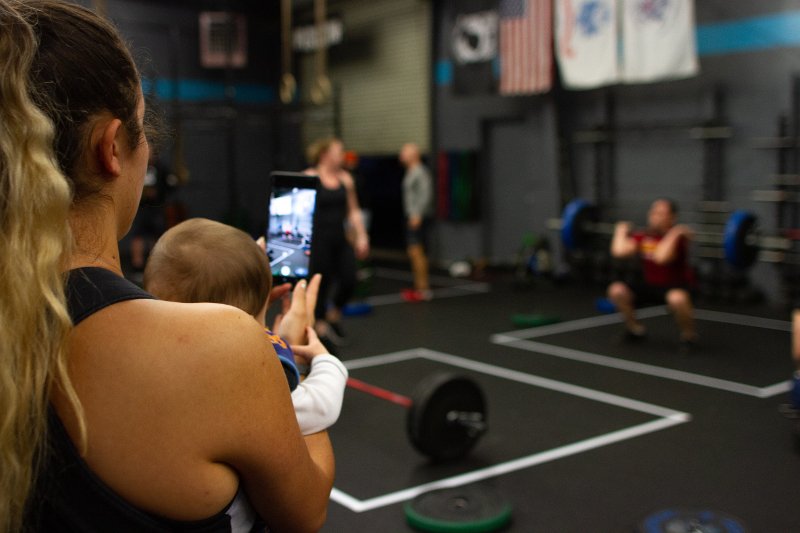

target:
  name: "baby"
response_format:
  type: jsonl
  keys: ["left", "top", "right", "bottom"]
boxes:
{"left": 143, "top": 218, "right": 347, "bottom": 435}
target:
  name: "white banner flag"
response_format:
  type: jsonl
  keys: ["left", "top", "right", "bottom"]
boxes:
{"left": 622, "top": 0, "right": 699, "bottom": 83}
{"left": 555, "top": 0, "right": 619, "bottom": 90}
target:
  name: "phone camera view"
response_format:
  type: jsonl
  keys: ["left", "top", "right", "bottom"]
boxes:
{"left": 268, "top": 187, "right": 316, "bottom": 279}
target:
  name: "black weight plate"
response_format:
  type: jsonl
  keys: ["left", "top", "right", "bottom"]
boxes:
{"left": 638, "top": 508, "right": 748, "bottom": 533}
{"left": 404, "top": 485, "right": 512, "bottom": 533}
{"left": 407, "top": 373, "right": 487, "bottom": 462}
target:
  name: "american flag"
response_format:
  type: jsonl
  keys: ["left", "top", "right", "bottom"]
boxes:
{"left": 499, "top": 0, "right": 553, "bottom": 95}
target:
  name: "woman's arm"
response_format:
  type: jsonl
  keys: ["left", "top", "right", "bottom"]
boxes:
{"left": 340, "top": 171, "right": 369, "bottom": 259}
{"left": 195, "top": 307, "right": 335, "bottom": 532}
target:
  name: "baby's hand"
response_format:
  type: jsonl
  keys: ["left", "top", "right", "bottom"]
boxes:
{"left": 290, "top": 326, "right": 328, "bottom": 365}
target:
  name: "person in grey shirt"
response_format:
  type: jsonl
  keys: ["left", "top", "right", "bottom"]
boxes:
{"left": 399, "top": 143, "right": 434, "bottom": 302}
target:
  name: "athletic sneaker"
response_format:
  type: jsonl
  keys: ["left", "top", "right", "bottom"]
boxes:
{"left": 779, "top": 403, "right": 800, "bottom": 419}
{"left": 328, "top": 320, "right": 345, "bottom": 338}
{"left": 791, "top": 371, "right": 800, "bottom": 409}
{"left": 401, "top": 288, "right": 433, "bottom": 303}
{"left": 325, "top": 321, "right": 349, "bottom": 347}
{"left": 622, "top": 324, "right": 647, "bottom": 342}
{"left": 318, "top": 334, "right": 339, "bottom": 356}
{"left": 679, "top": 335, "right": 699, "bottom": 354}
{"left": 315, "top": 320, "right": 347, "bottom": 349}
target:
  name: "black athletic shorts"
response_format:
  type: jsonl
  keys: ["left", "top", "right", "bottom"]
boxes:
{"left": 406, "top": 217, "right": 431, "bottom": 247}
{"left": 631, "top": 284, "right": 694, "bottom": 307}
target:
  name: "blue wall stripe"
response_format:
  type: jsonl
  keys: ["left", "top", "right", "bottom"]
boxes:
{"left": 141, "top": 77, "right": 276, "bottom": 104}
{"left": 696, "top": 11, "right": 800, "bottom": 56}
{"left": 435, "top": 59, "right": 454, "bottom": 86}
{"left": 434, "top": 10, "right": 800, "bottom": 87}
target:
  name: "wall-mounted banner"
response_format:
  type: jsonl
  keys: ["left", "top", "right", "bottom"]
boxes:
{"left": 498, "top": 0, "right": 553, "bottom": 95}
{"left": 555, "top": 0, "right": 619, "bottom": 90}
{"left": 621, "top": 0, "right": 699, "bottom": 83}
{"left": 447, "top": 0, "right": 499, "bottom": 95}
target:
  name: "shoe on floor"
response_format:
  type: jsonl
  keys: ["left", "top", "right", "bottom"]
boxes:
{"left": 316, "top": 320, "right": 347, "bottom": 348}
{"left": 779, "top": 403, "right": 800, "bottom": 419}
{"left": 679, "top": 333, "right": 699, "bottom": 353}
{"left": 322, "top": 321, "right": 350, "bottom": 347}
{"left": 622, "top": 324, "right": 647, "bottom": 342}
{"left": 401, "top": 288, "right": 433, "bottom": 303}
{"left": 328, "top": 320, "right": 346, "bottom": 340}
{"left": 318, "top": 334, "right": 339, "bottom": 356}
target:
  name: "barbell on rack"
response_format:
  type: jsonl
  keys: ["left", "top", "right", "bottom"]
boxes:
{"left": 548, "top": 199, "right": 794, "bottom": 270}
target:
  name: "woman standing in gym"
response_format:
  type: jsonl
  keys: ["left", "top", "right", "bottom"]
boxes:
{"left": 0, "top": 2, "right": 333, "bottom": 531}
{"left": 306, "top": 138, "right": 370, "bottom": 348}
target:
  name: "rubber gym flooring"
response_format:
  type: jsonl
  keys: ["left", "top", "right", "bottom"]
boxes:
{"left": 321, "top": 266, "right": 800, "bottom": 532}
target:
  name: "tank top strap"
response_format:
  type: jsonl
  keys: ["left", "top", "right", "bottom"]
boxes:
{"left": 66, "top": 267, "right": 155, "bottom": 325}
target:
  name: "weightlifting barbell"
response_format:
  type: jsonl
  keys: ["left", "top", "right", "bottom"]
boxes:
{"left": 548, "top": 199, "right": 794, "bottom": 270}
{"left": 347, "top": 372, "right": 488, "bottom": 462}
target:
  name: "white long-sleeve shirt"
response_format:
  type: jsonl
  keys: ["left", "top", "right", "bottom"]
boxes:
{"left": 291, "top": 354, "right": 348, "bottom": 435}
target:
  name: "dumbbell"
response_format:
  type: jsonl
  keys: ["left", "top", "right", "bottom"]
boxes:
{"left": 347, "top": 372, "right": 488, "bottom": 462}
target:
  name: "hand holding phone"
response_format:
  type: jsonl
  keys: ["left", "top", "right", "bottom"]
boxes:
{"left": 267, "top": 172, "right": 320, "bottom": 284}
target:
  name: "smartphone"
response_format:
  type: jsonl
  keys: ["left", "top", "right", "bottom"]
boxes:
{"left": 266, "top": 171, "right": 319, "bottom": 285}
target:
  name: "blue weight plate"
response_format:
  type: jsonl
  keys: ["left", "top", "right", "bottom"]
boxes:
{"left": 723, "top": 210, "right": 758, "bottom": 269}
{"left": 639, "top": 508, "right": 747, "bottom": 533}
{"left": 561, "top": 199, "right": 596, "bottom": 252}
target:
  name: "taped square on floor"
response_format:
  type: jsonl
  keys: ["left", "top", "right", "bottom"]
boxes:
{"left": 492, "top": 306, "right": 792, "bottom": 398}
{"left": 330, "top": 348, "right": 690, "bottom": 513}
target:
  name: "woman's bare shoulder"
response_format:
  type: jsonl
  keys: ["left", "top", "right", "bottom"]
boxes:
{"left": 137, "top": 300, "right": 267, "bottom": 362}
{"left": 74, "top": 299, "right": 272, "bottom": 384}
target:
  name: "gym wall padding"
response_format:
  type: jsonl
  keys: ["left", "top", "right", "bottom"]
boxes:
{"left": 298, "top": 0, "right": 431, "bottom": 155}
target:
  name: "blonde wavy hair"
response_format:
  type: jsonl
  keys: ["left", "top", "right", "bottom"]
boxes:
{"left": 0, "top": 2, "right": 82, "bottom": 531}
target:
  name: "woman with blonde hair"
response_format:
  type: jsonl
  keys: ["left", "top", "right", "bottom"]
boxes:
{"left": 0, "top": 2, "right": 334, "bottom": 531}
{"left": 305, "top": 138, "right": 370, "bottom": 349}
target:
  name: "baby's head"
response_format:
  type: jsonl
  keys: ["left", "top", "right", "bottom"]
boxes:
{"left": 144, "top": 218, "right": 272, "bottom": 321}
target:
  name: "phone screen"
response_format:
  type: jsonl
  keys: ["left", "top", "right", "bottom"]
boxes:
{"left": 267, "top": 173, "right": 318, "bottom": 282}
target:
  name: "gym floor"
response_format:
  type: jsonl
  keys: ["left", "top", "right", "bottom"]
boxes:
{"left": 322, "top": 266, "right": 800, "bottom": 532}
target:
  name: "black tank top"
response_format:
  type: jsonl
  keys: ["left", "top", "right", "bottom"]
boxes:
{"left": 25, "top": 267, "right": 265, "bottom": 533}
{"left": 314, "top": 185, "right": 348, "bottom": 238}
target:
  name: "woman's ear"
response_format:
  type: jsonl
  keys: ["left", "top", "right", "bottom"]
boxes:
{"left": 95, "top": 118, "right": 123, "bottom": 179}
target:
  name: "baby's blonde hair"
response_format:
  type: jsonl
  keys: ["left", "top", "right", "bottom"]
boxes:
{"left": 144, "top": 218, "right": 273, "bottom": 317}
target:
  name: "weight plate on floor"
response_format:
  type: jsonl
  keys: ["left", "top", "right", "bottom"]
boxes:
{"left": 638, "top": 508, "right": 748, "bottom": 533}
{"left": 407, "top": 373, "right": 487, "bottom": 462}
{"left": 404, "top": 485, "right": 512, "bottom": 533}
{"left": 561, "top": 199, "right": 597, "bottom": 252}
{"left": 723, "top": 210, "right": 759, "bottom": 269}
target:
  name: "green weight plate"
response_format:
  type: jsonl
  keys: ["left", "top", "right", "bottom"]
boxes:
{"left": 404, "top": 485, "right": 512, "bottom": 533}
{"left": 511, "top": 314, "right": 561, "bottom": 328}
{"left": 407, "top": 373, "right": 487, "bottom": 462}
